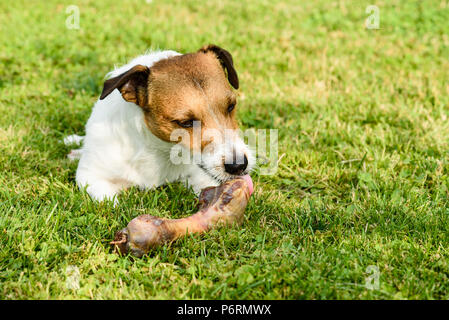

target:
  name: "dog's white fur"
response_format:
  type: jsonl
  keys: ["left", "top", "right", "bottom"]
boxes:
{"left": 68, "top": 50, "right": 254, "bottom": 202}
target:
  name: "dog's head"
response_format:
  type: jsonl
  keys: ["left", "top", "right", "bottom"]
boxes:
{"left": 99, "top": 45, "right": 254, "bottom": 182}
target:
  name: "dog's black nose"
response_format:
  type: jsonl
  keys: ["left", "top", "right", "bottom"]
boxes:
{"left": 224, "top": 154, "right": 248, "bottom": 175}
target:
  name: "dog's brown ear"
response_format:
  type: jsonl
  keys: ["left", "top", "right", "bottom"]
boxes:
{"left": 100, "top": 64, "right": 150, "bottom": 107}
{"left": 199, "top": 44, "right": 239, "bottom": 89}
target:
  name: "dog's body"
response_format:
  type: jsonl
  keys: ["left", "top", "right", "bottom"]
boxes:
{"left": 70, "top": 46, "right": 254, "bottom": 201}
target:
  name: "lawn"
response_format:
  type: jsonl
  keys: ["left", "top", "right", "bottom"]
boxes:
{"left": 1, "top": 0, "right": 449, "bottom": 299}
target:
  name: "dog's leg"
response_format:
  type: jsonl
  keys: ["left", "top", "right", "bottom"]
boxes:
{"left": 63, "top": 134, "right": 84, "bottom": 146}
{"left": 84, "top": 180, "right": 121, "bottom": 203}
{"left": 64, "top": 134, "right": 85, "bottom": 161}
{"left": 184, "top": 165, "right": 220, "bottom": 195}
{"left": 67, "top": 148, "right": 83, "bottom": 161}
{"left": 76, "top": 170, "right": 121, "bottom": 203}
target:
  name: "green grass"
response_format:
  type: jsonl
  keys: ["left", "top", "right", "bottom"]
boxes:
{"left": 1, "top": 0, "right": 449, "bottom": 299}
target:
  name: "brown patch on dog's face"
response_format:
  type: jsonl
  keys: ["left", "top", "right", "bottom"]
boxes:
{"left": 143, "top": 50, "right": 239, "bottom": 152}
{"left": 99, "top": 45, "right": 240, "bottom": 152}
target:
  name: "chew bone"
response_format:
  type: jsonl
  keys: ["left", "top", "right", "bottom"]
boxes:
{"left": 111, "top": 177, "right": 252, "bottom": 257}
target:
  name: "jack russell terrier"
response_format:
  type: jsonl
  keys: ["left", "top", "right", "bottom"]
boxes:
{"left": 66, "top": 45, "right": 254, "bottom": 202}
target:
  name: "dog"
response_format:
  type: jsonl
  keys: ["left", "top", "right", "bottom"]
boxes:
{"left": 66, "top": 45, "right": 255, "bottom": 202}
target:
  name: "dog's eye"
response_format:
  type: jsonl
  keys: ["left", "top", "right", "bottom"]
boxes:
{"left": 227, "top": 103, "right": 236, "bottom": 113}
{"left": 176, "top": 120, "right": 194, "bottom": 128}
